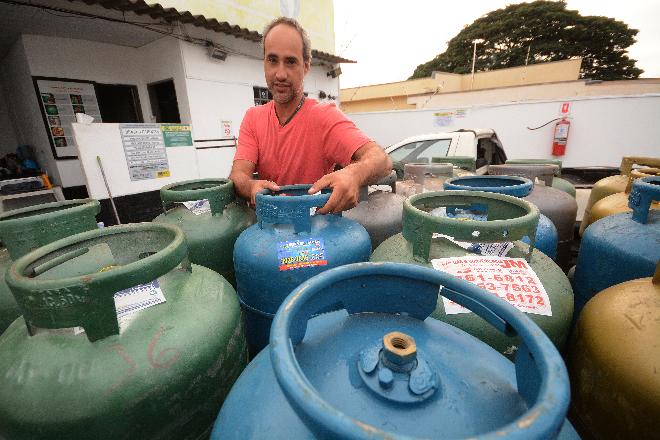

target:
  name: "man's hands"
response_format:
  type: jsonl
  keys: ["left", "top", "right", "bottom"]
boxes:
{"left": 309, "top": 141, "right": 392, "bottom": 214}
{"left": 230, "top": 141, "right": 391, "bottom": 213}
{"left": 308, "top": 167, "right": 360, "bottom": 214}
{"left": 247, "top": 180, "right": 280, "bottom": 207}
{"left": 230, "top": 159, "right": 280, "bottom": 207}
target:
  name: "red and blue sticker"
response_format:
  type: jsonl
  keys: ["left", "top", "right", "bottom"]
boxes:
{"left": 277, "top": 238, "right": 327, "bottom": 271}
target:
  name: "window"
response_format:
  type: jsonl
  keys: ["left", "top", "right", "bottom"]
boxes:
{"left": 253, "top": 86, "right": 272, "bottom": 106}
{"left": 416, "top": 139, "right": 452, "bottom": 162}
{"left": 389, "top": 142, "right": 421, "bottom": 162}
{"left": 389, "top": 139, "right": 452, "bottom": 163}
{"left": 477, "top": 137, "right": 507, "bottom": 168}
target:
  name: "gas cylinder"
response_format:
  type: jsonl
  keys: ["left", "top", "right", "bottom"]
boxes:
{"left": 211, "top": 262, "right": 579, "bottom": 439}
{"left": 580, "top": 156, "right": 660, "bottom": 235}
{"left": 432, "top": 156, "right": 477, "bottom": 173}
{"left": 488, "top": 164, "right": 577, "bottom": 270}
{"left": 371, "top": 191, "right": 574, "bottom": 357}
{"left": 572, "top": 176, "right": 660, "bottom": 318}
{"left": 153, "top": 179, "right": 255, "bottom": 286}
{"left": 585, "top": 167, "right": 660, "bottom": 229}
{"left": 0, "top": 199, "right": 100, "bottom": 334}
{"left": 505, "top": 159, "right": 576, "bottom": 197}
{"left": 444, "top": 175, "right": 558, "bottom": 260}
{"left": 233, "top": 185, "right": 371, "bottom": 355}
{"left": 0, "top": 223, "right": 246, "bottom": 440}
{"left": 396, "top": 162, "right": 454, "bottom": 196}
{"left": 567, "top": 263, "right": 660, "bottom": 440}
{"left": 344, "top": 171, "right": 406, "bottom": 249}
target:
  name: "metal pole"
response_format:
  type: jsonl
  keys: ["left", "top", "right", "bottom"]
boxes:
{"left": 96, "top": 155, "right": 121, "bottom": 225}
{"left": 471, "top": 40, "right": 477, "bottom": 90}
{"left": 525, "top": 45, "right": 531, "bottom": 66}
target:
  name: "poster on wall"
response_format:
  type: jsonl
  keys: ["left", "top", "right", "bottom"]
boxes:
{"left": 161, "top": 124, "right": 193, "bottom": 147}
{"left": 433, "top": 108, "right": 469, "bottom": 127}
{"left": 34, "top": 78, "right": 102, "bottom": 159}
{"left": 119, "top": 124, "right": 171, "bottom": 181}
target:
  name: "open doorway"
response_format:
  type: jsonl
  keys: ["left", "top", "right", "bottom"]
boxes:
{"left": 148, "top": 79, "right": 181, "bottom": 123}
{"left": 95, "top": 83, "right": 143, "bottom": 123}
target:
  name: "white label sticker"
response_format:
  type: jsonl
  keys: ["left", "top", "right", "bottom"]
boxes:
{"left": 114, "top": 280, "right": 166, "bottom": 319}
{"left": 432, "top": 233, "right": 514, "bottom": 257}
{"left": 431, "top": 256, "right": 551, "bottom": 316}
{"left": 113, "top": 280, "right": 166, "bottom": 331}
{"left": 72, "top": 280, "right": 166, "bottom": 335}
{"left": 182, "top": 199, "right": 211, "bottom": 215}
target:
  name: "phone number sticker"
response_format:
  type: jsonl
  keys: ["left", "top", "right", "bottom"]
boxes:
{"left": 277, "top": 238, "right": 327, "bottom": 271}
{"left": 431, "top": 256, "right": 551, "bottom": 316}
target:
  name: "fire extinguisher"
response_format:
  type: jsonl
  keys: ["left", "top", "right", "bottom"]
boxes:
{"left": 552, "top": 118, "right": 570, "bottom": 156}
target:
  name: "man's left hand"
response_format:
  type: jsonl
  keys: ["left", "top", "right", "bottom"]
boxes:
{"left": 308, "top": 167, "right": 360, "bottom": 214}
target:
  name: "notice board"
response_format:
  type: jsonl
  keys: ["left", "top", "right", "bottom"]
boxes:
{"left": 73, "top": 122, "right": 199, "bottom": 199}
{"left": 33, "top": 77, "right": 103, "bottom": 159}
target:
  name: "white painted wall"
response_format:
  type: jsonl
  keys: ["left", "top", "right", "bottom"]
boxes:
{"left": 0, "top": 37, "right": 62, "bottom": 184}
{"left": 347, "top": 95, "right": 660, "bottom": 168}
{"left": 177, "top": 24, "right": 341, "bottom": 177}
{"left": 1, "top": 26, "right": 342, "bottom": 187}
{"left": 0, "top": 85, "right": 19, "bottom": 157}
{"left": 21, "top": 34, "right": 193, "bottom": 187}
{"left": 137, "top": 36, "right": 191, "bottom": 123}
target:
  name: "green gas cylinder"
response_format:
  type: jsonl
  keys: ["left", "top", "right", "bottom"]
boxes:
{"left": 567, "top": 263, "right": 660, "bottom": 440}
{"left": 432, "top": 156, "right": 477, "bottom": 173}
{"left": 0, "top": 223, "right": 247, "bottom": 439}
{"left": 371, "top": 190, "right": 574, "bottom": 357}
{"left": 153, "top": 179, "right": 255, "bottom": 286}
{"left": 0, "top": 199, "right": 100, "bottom": 334}
{"left": 505, "top": 159, "right": 576, "bottom": 197}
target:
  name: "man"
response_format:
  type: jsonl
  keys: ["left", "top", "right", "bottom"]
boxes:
{"left": 229, "top": 17, "right": 392, "bottom": 214}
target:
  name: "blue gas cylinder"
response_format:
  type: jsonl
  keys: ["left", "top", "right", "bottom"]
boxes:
{"left": 212, "top": 262, "right": 580, "bottom": 439}
{"left": 233, "top": 185, "right": 371, "bottom": 356}
{"left": 444, "top": 175, "right": 559, "bottom": 260}
{"left": 573, "top": 176, "right": 660, "bottom": 318}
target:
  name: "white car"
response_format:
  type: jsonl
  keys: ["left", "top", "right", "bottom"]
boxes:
{"left": 385, "top": 129, "right": 508, "bottom": 177}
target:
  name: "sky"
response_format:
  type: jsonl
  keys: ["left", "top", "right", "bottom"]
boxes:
{"left": 333, "top": 0, "right": 660, "bottom": 88}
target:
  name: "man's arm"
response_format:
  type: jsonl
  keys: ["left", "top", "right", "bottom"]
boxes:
{"left": 229, "top": 159, "right": 280, "bottom": 207}
{"left": 308, "top": 141, "right": 392, "bottom": 214}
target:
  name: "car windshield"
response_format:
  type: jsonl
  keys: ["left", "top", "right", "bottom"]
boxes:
{"left": 389, "top": 138, "right": 452, "bottom": 163}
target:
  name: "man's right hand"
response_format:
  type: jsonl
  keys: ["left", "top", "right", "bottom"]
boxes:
{"left": 247, "top": 180, "right": 280, "bottom": 207}
{"left": 230, "top": 159, "right": 279, "bottom": 207}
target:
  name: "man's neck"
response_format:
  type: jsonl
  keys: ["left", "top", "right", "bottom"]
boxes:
{"left": 274, "top": 94, "right": 305, "bottom": 126}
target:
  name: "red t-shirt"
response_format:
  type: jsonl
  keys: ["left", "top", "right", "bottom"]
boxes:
{"left": 234, "top": 99, "right": 372, "bottom": 185}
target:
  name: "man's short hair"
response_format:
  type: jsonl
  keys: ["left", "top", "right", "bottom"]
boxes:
{"left": 262, "top": 16, "right": 312, "bottom": 64}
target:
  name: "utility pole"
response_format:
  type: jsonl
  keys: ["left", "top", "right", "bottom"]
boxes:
{"left": 525, "top": 45, "right": 531, "bottom": 65}
{"left": 471, "top": 39, "right": 484, "bottom": 90}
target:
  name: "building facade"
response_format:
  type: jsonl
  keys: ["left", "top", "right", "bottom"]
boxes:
{"left": 0, "top": 0, "right": 348, "bottom": 199}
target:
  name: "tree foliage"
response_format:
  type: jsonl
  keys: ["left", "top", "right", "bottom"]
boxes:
{"left": 410, "top": 1, "right": 642, "bottom": 81}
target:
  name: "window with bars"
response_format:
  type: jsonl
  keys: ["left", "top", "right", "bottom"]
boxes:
{"left": 253, "top": 86, "right": 272, "bottom": 105}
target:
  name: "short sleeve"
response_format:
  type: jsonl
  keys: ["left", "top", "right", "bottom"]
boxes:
{"left": 318, "top": 103, "right": 372, "bottom": 167}
{"left": 234, "top": 107, "right": 259, "bottom": 164}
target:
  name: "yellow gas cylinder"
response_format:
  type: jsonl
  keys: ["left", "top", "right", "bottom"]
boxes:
{"left": 567, "top": 262, "right": 660, "bottom": 439}
{"left": 580, "top": 156, "right": 660, "bottom": 235}
{"left": 585, "top": 167, "right": 660, "bottom": 230}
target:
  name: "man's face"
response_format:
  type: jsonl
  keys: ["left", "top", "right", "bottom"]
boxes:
{"left": 264, "top": 24, "right": 310, "bottom": 105}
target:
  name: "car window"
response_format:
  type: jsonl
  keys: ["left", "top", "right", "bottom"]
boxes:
{"left": 416, "top": 139, "right": 452, "bottom": 162}
{"left": 389, "top": 139, "right": 452, "bottom": 163}
{"left": 476, "top": 137, "right": 507, "bottom": 168}
{"left": 388, "top": 142, "right": 421, "bottom": 161}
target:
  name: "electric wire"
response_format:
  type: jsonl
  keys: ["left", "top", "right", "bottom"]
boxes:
{"left": 526, "top": 117, "right": 564, "bottom": 130}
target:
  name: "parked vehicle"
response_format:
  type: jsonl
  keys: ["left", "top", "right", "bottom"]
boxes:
{"left": 385, "top": 129, "right": 507, "bottom": 178}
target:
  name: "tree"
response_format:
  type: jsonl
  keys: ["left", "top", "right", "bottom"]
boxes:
{"left": 410, "top": 1, "right": 642, "bottom": 81}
